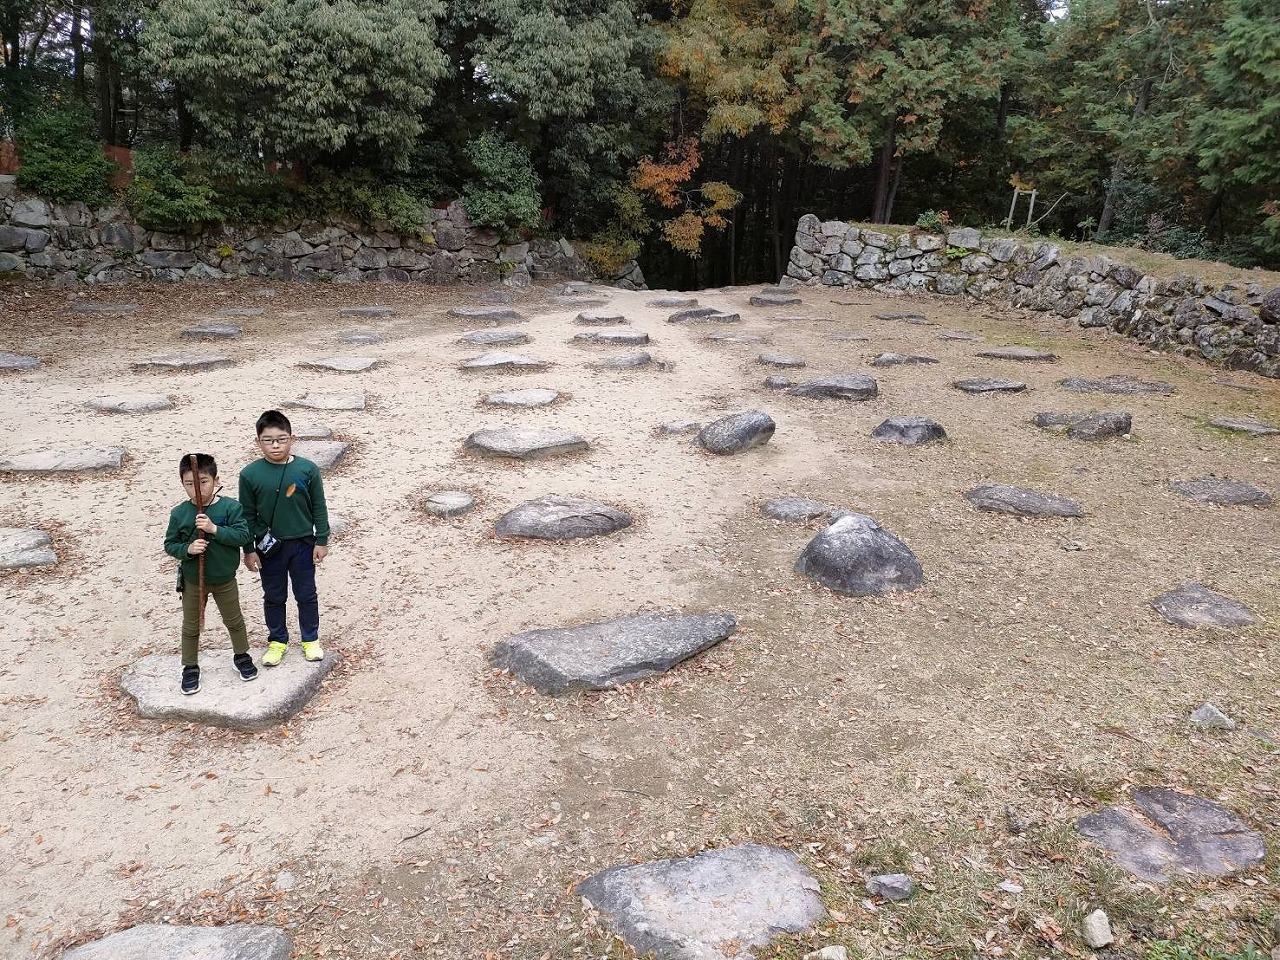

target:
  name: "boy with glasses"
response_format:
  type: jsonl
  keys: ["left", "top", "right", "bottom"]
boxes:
{"left": 239, "top": 410, "right": 332, "bottom": 667}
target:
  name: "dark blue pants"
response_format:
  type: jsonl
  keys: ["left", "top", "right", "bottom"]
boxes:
{"left": 260, "top": 536, "right": 319, "bottom": 644}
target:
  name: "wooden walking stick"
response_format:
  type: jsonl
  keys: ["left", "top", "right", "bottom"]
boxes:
{"left": 188, "top": 453, "right": 207, "bottom": 629}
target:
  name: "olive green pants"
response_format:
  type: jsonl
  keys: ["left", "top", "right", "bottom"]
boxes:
{"left": 182, "top": 577, "right": 250, "bottom": 666}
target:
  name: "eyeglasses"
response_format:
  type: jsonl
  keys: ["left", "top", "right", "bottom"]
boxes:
{"left": 259, "top": 435, "right": 293, "bottom": 446}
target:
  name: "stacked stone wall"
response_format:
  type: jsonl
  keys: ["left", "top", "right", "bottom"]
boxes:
{"left": 0, "top": 175, "right": 646, "bottom": 290}
{"left": 787, "top": 213, "right": 1280, "bottom": 378}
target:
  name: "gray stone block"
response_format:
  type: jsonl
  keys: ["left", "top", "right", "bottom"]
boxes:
{"left": 1169, "top": 477, "right": 1272, "bottom": 507}
{"left": 62, "top": 924, "right": 292, "bottom": 960}
{"left": 578, "top": 844, "right": 823, "bottom": 960}
{"left": 0, "top": 447, "right": 125, "bottom": 473}
{"left": 977, "top": 346, "right": 1058, "bottom": 362}
{"left": 0, "top": 352, "right": 39, "bottom": 371}
{"left": 464, "top": 427, "right": 587, "bottom": 460}
{"left": 297, "top": 356, "right": 378, "bottom": 373}
{"left": 423, "top": 490, "right": 476, "bottom": 518}
{"left": 121, "top": 651, "right": 339, "bottom": 731}
{"left": 491, "top": 611, "right": 737, "bottom": 694}
{"left": 0, "top": 528, "right": 56, "bottom": 569}
{"left": 132, "top": 353, "right": 235, "bottom": 373}
{"left": 495, "top": 495, "right": 631, "bottom": 540}
{"left": 281, "top": 392, "right": 366, "bottom": 411}
{"left": 292, "top": 440, "right": 350, "bottom": 470}
{"left": 698, "top": 411, "right": 775, "bottom": 455}
{"left": 795, "top": 513, "right": 924, "bottom": 597}
{"left": 787, "top": 375, "right": 878, "bottom": 401}
{"left": 871, "top": 417, "right": 947, "bottom": 445}
{"left": 86, "top": 394, "right": 174, "bottom": 414}
{"left": 965, "top": 484, "right": 1082, "bottom": 518}
{"left": 1152, "top": 583, "right": 1255, "bottom": 629}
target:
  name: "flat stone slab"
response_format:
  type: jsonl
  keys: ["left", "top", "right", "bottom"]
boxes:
{"left": 448, "top": 306, "right": 525, "bottom": 324}
{"left": 575, "top": 311, "right": 628, "bottom": 325}
{"left": 0, "top": 447, "right": 124, "bottom": 473}
{"left": 0, "top": 352, "right": 39, "bottom": 371}
{"left": 872, "top": 352, "right": 939, "bottom": 367}
{"left": 759, "top": 353, "right": 806, "bottom": 368}
{"left": 86, "top": 393, "right": 174, "bottom": 414}
{"left": 764, "top": 376, "right": 794, "bottom": 390}
{"left": 668, "top": 307, "right": 741, "bottom": 324}
{"left": 1060, "top": 375, "right": 1174, "bottom": 395}
{"left": 788, "top": 375, "right": 878, "bottom": 401}
{"left": 336, "top": 330, "right": 384, "bottom": 345}
{"left": 750, "top": 293, "right": 802, "bottom": 306}
{"left": 1033, "top": 411, "right": 1132, "bottom": 440}
{"left": 62, "top": 924, "right": 292, "bottom": 960}
{"left": 579, "top": 844, "right": 823, "bottom": 960}
{"left": 762, "top": 497, "right": 836, "bottom": 523}
{"left": 461, "top": 351, "right": 549, "bottom": 372}
{"left": 282, "top": 392, "right": 366, "bottom": 411}
{"left": 298, "top": 356, "right": 378, "bottom": 373}
{"left": 593, "top": 350, "right": 652, "bottom": 369}
{"left": 0, "top": 527, "right": 56, "bottom": 569}
{"left": 939, "top": 330, "right": 984, "bottom": 342}
{"left": 550, "top": 295, "right": 608, "bottom": 308}
{"left": 339, "top": 306, "right": 396, "bottom": 317}
{"left": 875, "top": 312, "right": 928, "bottom": 323}
{"left": 1076, "top": 787, "right": 1265, "bottom": 882}
{"left": 795, "top": 513, "right": 924, "bottom": 597}
{"left": 698, "top": 411, "right": 776, "bottom": 455}
{"left": 291, "top": 421, "right": 332, "bottom": 439}
{"left": 423, "top": 490, "right": 476, "bottom": 518}
{"left": 829, "top": 332, "right": 870, "bottom": 342}
{"left": 72, "top": 302, "right": 139, "bottom": 315}
{"left": 491, "top": 612, "right": 738, "bottom": 695}
{"left": 484, "top": 388, "right": 560, "bottom": 408}
{"left": 978, "top": 346, "right": 1058, "bottom": 362}
{"left": 572, "top": 330, "right": 650, "bottom": 346}
{"left": 216, "top": 307, "right": 264, "bottom": 317}
{"left": 1152, "top": 583, "right": 1255, "bottom": 629}
{"left": 132, "top": 353, "right": 235, "bottom": 372}
{"left": 705, "top": 332, "right": 769, "bottom": 344}
{"left": 458, "top": 328, "right": 530, "bottom": 346}
{"left": 647, "top": 296, "right": 698, "bottom": 308}
{"left": 292, "top": 440, "right": 350, "bottom": 471}
{"left": 1209, "top": 417, "right": 1279, "bottom": 436}
{"left": 872, "top": 417, "right": 947, "bottom": 445}
{"left": 464, "top": 427, "right": 588, "bottom": 460}
{"left": 120, "top": 650, "right": 339, "bottom": 731}
{"left": 954, "top": 377, "right": 1027, "bottom": 394}
{"left": 658, "top": 419, "right": 703, "bottom": 436}
{"left": 495, "top": 495, "right": 631, "bottom": 540}
{"left": 180, "top": 323, "right": 242, "bottom": 339}
{"left": 965, "top": 484, "right": 1082, "bottom": 518}
{"left": 1170, "top": 477, "right": 1272, "bottom": 507}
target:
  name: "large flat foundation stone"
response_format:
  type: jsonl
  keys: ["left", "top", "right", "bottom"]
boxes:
{"left": 491, "top": 612, "right": 737, "bottom": 694}
{"left": 120, "top": 650, "right": 339, "bottom": 731}
{"left": 578, "top": 844, "right": 824, "bottom": 960}
{"left": 62, "top": 924, "right": 292, "bottom": 960}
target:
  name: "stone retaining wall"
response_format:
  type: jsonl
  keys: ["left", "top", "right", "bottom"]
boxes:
{"left": 786, "top": 213, "right": 1280, "bottom": 378}
{"left": 0, "top": 175, "right": 646, "bottom": 290}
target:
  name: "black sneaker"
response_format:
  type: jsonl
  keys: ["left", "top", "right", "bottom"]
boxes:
{"left": 233, "top": 653, "right": 259, "bottom": 682}
{"left": 181, "top": 665, "right": 200, "bottom": 695}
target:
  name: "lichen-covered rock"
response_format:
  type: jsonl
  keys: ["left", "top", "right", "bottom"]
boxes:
{"left": 953, "top": 378, "right": 1027, "bottom": 394}
{"left": 1032, "top": 411, "right": 1132, "bottom": 440}
{"left": 494, "top": 495, "right": 631, "bottom": 540}
{"left": 787, "top": 375, "right": 878, "bottom": 401}
{"left": 794, "top": 513, "right": 924, "bottom": 596}
{"left": 965, "top": 484, "right": 1082, "bottom": 518}
{"left": 1169, "top": 477, "right": 1272, "bottom": 507}
{"left": 1152, "top": 583, "right": 1255, "bottom": 629}
{"left": 698, "top": 411, "right": 776, "bottom": 455}
{"left": 871, "top": 418, "right": 947, "bottom": 445}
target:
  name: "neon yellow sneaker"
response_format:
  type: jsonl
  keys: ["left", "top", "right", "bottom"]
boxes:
{"left": 262, "top": 641, "right": 288, "bottom": 667}
{"left": 301, "top": 641, "right": 324, "bottom": 662}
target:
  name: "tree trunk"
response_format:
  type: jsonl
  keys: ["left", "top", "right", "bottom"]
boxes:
{"left": 871, "top": 116, "right": 897, "bottom": 223}
{"left": 1097, "top": 78, "right": 1152, "bottom": 236}
{"left": 177, "top": 89, "right": 195, "bottom": 151}
{"left": 885, "top": 155, "right": 904, "bottom": 224}
{"left": 71, "top": 8, "right": 85, "bottom": 99}
{"left": 94, "top": 30, "right": 113, "bottom": 142}
{"left": 995, "top": 82, "right": 1011, "bottom": 140}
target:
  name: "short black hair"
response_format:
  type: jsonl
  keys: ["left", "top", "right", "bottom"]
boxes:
{"left": 179, "top": 453, "right": 218, "bottom": 477}
{"left": 256, "top": 409, "right": 292, "bottom": 436}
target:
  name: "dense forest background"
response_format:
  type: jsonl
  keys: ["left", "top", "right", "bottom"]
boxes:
{"left": 0, "top": 0, "right": 1276, "bottom": 288}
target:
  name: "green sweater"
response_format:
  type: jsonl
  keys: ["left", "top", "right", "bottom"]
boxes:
{"left": 238, "top": 456, "right": 331, "bottom": 552}
{"left": 164, "top": 496, "right": 251, "bottom": 584}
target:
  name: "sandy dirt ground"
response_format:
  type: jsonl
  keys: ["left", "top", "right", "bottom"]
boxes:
{"left": 1, "top": 279, "right": 1278, "bottom": 959}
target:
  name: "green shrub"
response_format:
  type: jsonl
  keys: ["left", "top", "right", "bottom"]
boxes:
{"left": 292, "top": 168, "right": 427, "bottom": 234}
{"left": 124, "top": 145, "right": 223, "bottom": 231}
{"left": 915, "top": 209, "right": 952, "bottom": 233}
{"left": 461, "top": 132, "right": 541, "bottom": 230}
{"left": 15, "top": 103, "right": 117, "bottom": 206}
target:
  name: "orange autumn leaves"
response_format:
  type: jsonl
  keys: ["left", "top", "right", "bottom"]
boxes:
{"left": 630, "top": 139, "right": 741, "bottom": 257}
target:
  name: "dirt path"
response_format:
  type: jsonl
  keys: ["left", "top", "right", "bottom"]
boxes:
{"left": 1, "top": 281, "right": 1278, "bottom": 959}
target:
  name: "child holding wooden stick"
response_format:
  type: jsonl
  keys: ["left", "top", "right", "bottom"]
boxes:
{"left": 163, "top": 453, "right": 257, "bottom": 694}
